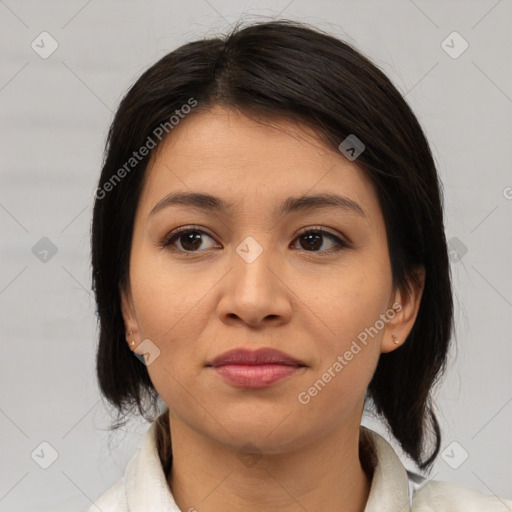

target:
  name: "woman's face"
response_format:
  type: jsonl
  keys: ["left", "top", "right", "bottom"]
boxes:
{"left": 121, "top": 105, "right": 422, "bottom": 453}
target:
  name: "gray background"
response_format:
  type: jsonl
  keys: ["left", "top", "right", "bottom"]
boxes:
{"left": 1, "top": 0, "right": 511, "bottom": 510}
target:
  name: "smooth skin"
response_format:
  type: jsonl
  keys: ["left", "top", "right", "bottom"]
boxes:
{"left": 120, "top": 105, "right": 425, "bottom": 512}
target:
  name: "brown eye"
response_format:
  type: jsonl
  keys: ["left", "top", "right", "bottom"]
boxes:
{"left": 161, "top": 228, "right": 217, "bottom": 253}
{"left": 292, "top": 228, "right": 347, "bottom": 254}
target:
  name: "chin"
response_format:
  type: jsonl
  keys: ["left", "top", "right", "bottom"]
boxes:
{"left": 209, "top": 412, "right": 316, "bottom": 454}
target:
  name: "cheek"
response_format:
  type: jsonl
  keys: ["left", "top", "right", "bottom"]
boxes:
{"left": 289, "top": 262, "right": 391, "bottom": 421}
{"left": 305, "top": 254, "right": 393, "bottom": 354}
{"left": 294, "top": 350, "right": 379, "bottom": 444}
{"left": 295, "top": 276, "right": 388, "bottom": 427}
{"left": 128, "top": 254, "right": 216, "bottom": 400}
{"left": 130, "top": 248, "right": 216, "bottom": 341}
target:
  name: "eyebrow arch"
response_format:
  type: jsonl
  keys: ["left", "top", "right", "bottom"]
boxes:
{"left": 149, "top": 191, "right": 365, "bottom": 218}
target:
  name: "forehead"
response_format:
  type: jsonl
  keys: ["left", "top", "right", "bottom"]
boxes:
{"left": 137, "top": 106, "right": 380, "bottom": 222}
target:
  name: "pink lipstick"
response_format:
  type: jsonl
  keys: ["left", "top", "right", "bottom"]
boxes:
{"left": 207, "top": 348, "right": 306, "bottom": 388}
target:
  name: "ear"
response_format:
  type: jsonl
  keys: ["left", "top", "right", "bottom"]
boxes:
{"left": 381, "top": 266, "right": 426, "bottom": 354}
{"left": 119, "top": 282, "right": 139, "bottom": 338}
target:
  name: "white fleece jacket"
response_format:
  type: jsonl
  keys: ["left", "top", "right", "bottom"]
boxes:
{"left": 87, "top": 422, "right": 512, "bottom": 512}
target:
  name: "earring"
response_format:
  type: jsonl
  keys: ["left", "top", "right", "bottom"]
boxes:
{"left": 392, "top": 334, "right": 400, "bottom": 345}
{"left": 127, "top": 331, "right": 135, "bottom": 349}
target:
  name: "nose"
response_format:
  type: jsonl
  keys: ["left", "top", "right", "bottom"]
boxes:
{"left": 216, "top": 237, "right": 293, "bottom": 328}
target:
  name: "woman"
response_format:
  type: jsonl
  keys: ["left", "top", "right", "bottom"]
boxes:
{"left": 88, "top": 19, "right": 512, "bottom": 511}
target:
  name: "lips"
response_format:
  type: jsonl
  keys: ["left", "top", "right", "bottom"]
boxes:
{"left": 206, "top": 348, "right": 306, "bottom": 389}
{"left": 207, "top": 348, "right": 305, "bottom": 368}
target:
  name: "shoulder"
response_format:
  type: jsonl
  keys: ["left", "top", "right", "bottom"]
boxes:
{"left": 86, "top": 476, "right": 128, "bottom": 512}
{"left": 361, "top": 427, "right": 511, "bottom": 512}
{"left": 412, "top": 478, "right": 512, "bottom": 511}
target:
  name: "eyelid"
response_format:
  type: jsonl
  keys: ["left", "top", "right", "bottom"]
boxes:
{"left": 161, "top": 225, "right": 217, "bottom": 246}
{"left": 295, "top": 225, "right": 346, "bottom": 241}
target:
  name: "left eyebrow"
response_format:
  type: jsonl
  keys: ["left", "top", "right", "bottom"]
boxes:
{"left": 148, "top": 191, "right": 366, "bottom": 218}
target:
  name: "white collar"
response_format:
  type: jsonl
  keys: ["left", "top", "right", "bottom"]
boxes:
{"left": 125, "top": 420, "right": 180, "bottom": 510}
{"left": 360, "top": 426, "right": 415, "bottom": 511}
{"left": 122, "top": 422, "right": 418, "bottom": 511}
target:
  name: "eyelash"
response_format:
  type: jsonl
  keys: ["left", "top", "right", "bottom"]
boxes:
{"left": 159, "top": 225, "right": 349, "bottom": 256}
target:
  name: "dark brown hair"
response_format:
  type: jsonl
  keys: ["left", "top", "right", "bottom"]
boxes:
{"left": 91, "top": 19, "right": 453, "bottom": 471}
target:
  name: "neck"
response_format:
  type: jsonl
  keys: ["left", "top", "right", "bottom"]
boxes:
{"left": 165, "top": 414, "right": 372, "bottom": 512}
